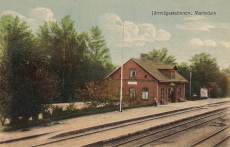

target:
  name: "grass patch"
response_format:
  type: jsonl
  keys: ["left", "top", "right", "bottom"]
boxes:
{"left": 0, "top": 125, "right": 10, "bottom": 132}
{"left": 1, "top": 119, "right": 52, "bottom": 132}
{"left": 123, "top": 103, "right": 155, "bottom": 110}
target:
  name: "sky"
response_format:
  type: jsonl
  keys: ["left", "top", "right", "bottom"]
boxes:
{"left": 1, "top": 0, "right": 230, "bottom": 68}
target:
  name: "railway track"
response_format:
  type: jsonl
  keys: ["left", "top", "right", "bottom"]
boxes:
{"left": 37, "top": 102, "right": 230, "bottom": 147}
{"left": 50, "top": 100, "right": 230, "bottom": 140}
{"left": 2, "top": 100, "right": 230, "bottom": 147}
{"left": 42, "top": 106, "right": 207, "bottom": 140}
{"left": 90, "top": 107, "right": 230, "bottom": 147}
{"left": 189, "top": 126, "right": 230, "bottom": 147}
{"left": 213, "top": 134, "right": 230, "bottom": 147}
{"left": 33, "top": 105, "right": 210, "bottom": 146}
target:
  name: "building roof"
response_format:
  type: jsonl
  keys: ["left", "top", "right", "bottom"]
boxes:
{"left": 107, "top": 57, "right": 188, "bottom": 83}
{"left": 131, "top": 58, "right": 188, "bottom": 83}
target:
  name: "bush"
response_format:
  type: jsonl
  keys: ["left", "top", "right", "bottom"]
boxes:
{"left": 77, "top": 80, "right": 119, "bottom": 108}
{"left": 65, "top": 103, "right": 78, "bottom": 112}
{"left": 42, "top": 110, "right": 52, "bottom": 119}
{"left": 52, "top": 105, "right": 65, "bottom": 117}
{"left": 210, "top": 88, "right": 222, "bottom": 98}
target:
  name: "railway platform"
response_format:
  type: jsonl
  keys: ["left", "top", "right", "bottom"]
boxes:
{"left": 1, "top": 98, "right": 230, "bottom": 146}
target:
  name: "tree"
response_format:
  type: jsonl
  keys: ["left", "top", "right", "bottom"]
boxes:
{"left": 85, "top": 26, "right": 115, "bottom": 81}
{"left": 87, "top": 26, "right": 111, "bottom": 62}
{"left": 37, "top": 17, "right": 116, "bottom": 103}
{"left": 0, "top": 14, "right": 59, "bottom": 124}
{"left": 148, "top": 48, "right": 177, "bottom": 65}
{"left": 123, "top": 89, "right": 141, "bottom": 105}
{"left": 215, "top": 73, "right": 229, "bottom": 97}
{"left": 0, "top": 62, "right": 10, "bottom": 125}
{"left": 189, "top": 53, "right": 220, "bottom": 98}
{"left": 226, "top": 75, "right": 230, "bottom": 97}
{"left": 222, "top": 65, "right": 230, "bottom": 75}
{"left": 30, "top": 68, "right": 59, "bottom": 120}
{"left": 221, "top": 66, "right": 230, "bottom": 96}
{"left": 0, "top": 15, "right": 38, "bottom": 124}
{"left": 77, "top": 80, "right": 119, "bottom": 107}
{"left": 37, "top": 15, "right": 87, "bottom": 102}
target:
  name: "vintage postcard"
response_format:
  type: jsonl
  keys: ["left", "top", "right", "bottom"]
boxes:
{"left": 0, "top": 0, "right": 230, "bottom": 146}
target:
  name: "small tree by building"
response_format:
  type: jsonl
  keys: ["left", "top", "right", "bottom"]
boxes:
{"left": 77, "top": 79, "right": 119, "bottom": 107}
{"left": 123, "top": 89, "right": 141, "bottom": 105}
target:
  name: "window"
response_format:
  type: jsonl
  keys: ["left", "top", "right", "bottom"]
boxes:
{"left": 178, "top": 88, "right": 182, "bottom": 97}
{"left": 161, "top": 88, "right": 164, "bottom": 99}
{"left": 142, "top": 88, "right": 148, "bottom": 99}
{"left": 144, "top": 75, "right": 147, "bottom": 78}
{"left": 171, "top": 71, "right": 175, "bottom": 79}
{"left": 129, "top": 69, "right": 136, "bottom": 78}
{"left": 129, "top": 88, "right": 135, "bottom": 98}
{"left": 167, "top": 88, "right": 171, "bottom": 98}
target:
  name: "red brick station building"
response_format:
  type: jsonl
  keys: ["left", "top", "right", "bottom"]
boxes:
{"left": 107, "top": 54, "right": 189, "bottom": 104}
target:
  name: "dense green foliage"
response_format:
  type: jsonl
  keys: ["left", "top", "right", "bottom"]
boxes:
{"left": 148, "top": 48, "right": 230, "bottom": 99}
{"left": 0, "top": 62, "right": 9, "bottom": 125}
{"left": 83, "top": 26, "right": 115, "bottom": 82}
{"left": 145, "top": 48, "right": 229, "bottom": 99}
{"left": 148, "top": 48, "right": 177, "bottom": 65}
{"left": 0, "top": 15, "right": 40, "bottom": 124}
{"left": 222, "top": 66, "right": 230, "bottom": 75}
{"left": 178, "top": 53, "right": 229, "bottom": 99}
{"left": 0, "top": 15, "right": 115, "bottom": 126}
{"left": 37, "top": 15, "right": 87, "bottom": 102}
{"left": 77, "top": 80, "right": 119, "bottom": 107}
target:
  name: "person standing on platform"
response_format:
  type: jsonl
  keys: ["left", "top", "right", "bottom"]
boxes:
{"left": 153, "top": 97, "right": 157, "bottom": 106}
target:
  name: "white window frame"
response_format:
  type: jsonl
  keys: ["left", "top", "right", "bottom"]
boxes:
{"left": 142, "top": 88, "right": 148, "bottom": 99}
{"left": 129, "top": 69, "right": 136, "bottom": 78}
{"left": 129, "top": 88, "right": 136, "bottom": 98}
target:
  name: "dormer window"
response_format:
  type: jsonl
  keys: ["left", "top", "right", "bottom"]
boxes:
{"left": 130, "top": 69, "right": 136, "bottom": 78}
{"left": 171, "top": 71, "right": 175, "bottom": 79}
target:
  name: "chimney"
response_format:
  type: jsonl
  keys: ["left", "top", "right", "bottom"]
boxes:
{"left": 152, "top": 56, "right": 158, "bottom": 62}
{"left": 140, "top": 53, "right": 148, "bottom": 62}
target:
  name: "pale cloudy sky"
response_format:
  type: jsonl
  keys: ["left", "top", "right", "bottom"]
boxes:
{"left": 1, "top": 0, "right": 230, "bottom": 68}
